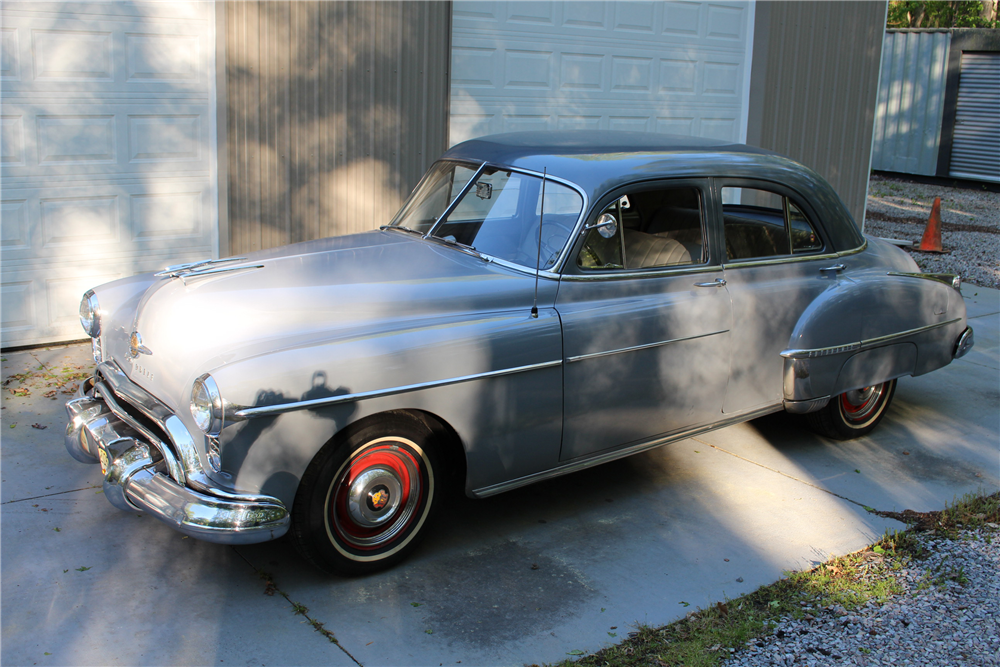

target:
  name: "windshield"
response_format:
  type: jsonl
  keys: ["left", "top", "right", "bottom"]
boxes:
{"left": 390, "top": 161, "right": 584, "bottom": 270}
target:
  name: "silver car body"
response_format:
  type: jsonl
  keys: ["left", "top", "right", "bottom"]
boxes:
{"left": 64, "top": 132, "right": 972, "bottom": 545}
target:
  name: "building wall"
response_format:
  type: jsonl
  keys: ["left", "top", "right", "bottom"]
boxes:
{"left": 746, "top": 1, "right": 888, "bottom": 226}
{"left": 222, "top": 1, "right": 451, "bottom": 255}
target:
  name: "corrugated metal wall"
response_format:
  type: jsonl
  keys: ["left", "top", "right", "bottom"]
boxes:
{"left": 871, "top": 30, "right": 950, "bottom": 176}
{"left": 949, "top": 51, "right": 1000, "bottom": 182}
{"left": 746, "top": 1, "right": 887, "bottom": 226}
{"left": 223, "top": 1, "right": 451, "bottom": 255}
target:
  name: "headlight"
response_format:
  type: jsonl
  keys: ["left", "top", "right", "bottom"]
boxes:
{"left": 190, "top": 373, "right": 224, "bottom": 436}
{"left": 79, "top": 290, "right": 101, "bottom": 337}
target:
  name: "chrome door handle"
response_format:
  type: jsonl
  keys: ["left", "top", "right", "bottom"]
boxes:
{"left": 694, "top": 278, "right": 727, "bottom": 287}
{"left": 820, "top": 264, "right": 846, "bottom": 272}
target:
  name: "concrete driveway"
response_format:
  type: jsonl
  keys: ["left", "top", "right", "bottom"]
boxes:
{"left": 2, "top": 285, "right": 997, "bottom": 667}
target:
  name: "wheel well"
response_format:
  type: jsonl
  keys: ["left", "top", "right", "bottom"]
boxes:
{"left": 331, "top": 409, "right": 468, "bottom": 495}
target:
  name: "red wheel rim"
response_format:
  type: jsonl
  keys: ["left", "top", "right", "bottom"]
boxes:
{"left": 840, "top": 383, "right": 887, "bottom": 425}
{"left": 328, "top": 440, "right": 426, "bottom": 551}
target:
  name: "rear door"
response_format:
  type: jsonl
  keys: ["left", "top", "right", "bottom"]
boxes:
{"left": 715, "top": 180, "right": 842, "bottom": 413}
{"left": 556, "top": 179, "right": 732, "bottom": 461}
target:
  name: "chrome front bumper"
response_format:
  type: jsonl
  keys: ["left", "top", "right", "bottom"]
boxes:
{"left": 65, "top": 370, "right": 289, "bottom": 545}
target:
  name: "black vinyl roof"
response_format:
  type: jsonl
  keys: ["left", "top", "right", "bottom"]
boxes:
{"left": 441, "top": 131, "right": 864, "bottom": 252}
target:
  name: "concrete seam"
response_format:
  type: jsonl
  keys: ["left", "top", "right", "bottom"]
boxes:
{"left": 1, "top": 485, "right": 102, "bottom": 504}
{"left": 232, "top": 548, "right": 364, "bottom": 667}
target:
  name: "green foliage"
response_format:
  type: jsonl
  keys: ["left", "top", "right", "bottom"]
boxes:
{"left": 554, "top": 493, "right": 998, "bottom": 667}
{"left": 887, "top": 1, "right": 1000, "bottom": 29}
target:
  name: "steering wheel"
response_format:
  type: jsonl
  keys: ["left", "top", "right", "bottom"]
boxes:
{"left": 514, "top": 221, "right": 574, "bottom": 270}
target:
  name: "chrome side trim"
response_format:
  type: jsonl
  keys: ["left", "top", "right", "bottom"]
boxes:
{"left": 723, "top": 251, "right": 837, "bottom": 270}
{"left": 722, "top": 239, "right": 867, "bottom": 271}
{"left": 861, "top": 317, "right": 961, "bottom": 348}
{"left": 561, "top": 265, "right": 724, "bottom": 282}
{"left": 780, "top": 342, "right": 861, "bottom": 359}
{"left": 234, "top": 359, "right": 564, "bottom": 419}
{"left": 887, "top": 271, "right": 961, "bottom": 291}
{"left": 567, "top": 329, "right": 729, "bottom": 363}
{"left": 781, "top": 317, "right": 962, "bottom": 359}
{"left": 472, "top": 404, "right": 783, "bottom": 498}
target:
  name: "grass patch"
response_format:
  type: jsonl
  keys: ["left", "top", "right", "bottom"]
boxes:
{"left": 553, "top": 491, "right": 998, "bottom": 667}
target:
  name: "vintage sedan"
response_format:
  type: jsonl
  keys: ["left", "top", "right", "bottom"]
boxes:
{"left": 65, "top": 131, "right": 974, "bottom": 574}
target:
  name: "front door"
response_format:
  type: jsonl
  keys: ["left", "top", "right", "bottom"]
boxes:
{"left": 556, "top": 180, "right": 733, "bottom": 461}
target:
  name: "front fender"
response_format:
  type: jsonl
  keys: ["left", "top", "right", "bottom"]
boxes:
{"left": 208, "top": 309, "right": 563, "bottom": 506}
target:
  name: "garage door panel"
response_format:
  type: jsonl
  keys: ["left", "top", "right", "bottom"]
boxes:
{"left": 1, "top": 7, "right": 210, "bottom": 93}
{"left": 451, "top": 40, "right": 746, "bottom": 111}
{"left": 451, "top": 100, "right": 742, "bottom": 142}
{"left": 1, "top": 1, "right": 216, "bottom": 346}
{"left": 2, "top": 183, "right": 212, "bottom": 262}
{"left": 454, "top": 0, "right": 750, "bottom": 48}
{"left": 1, "top": 103, "right": 210, "bottom": 175}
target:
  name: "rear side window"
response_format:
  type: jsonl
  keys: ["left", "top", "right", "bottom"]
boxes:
{"left": 722, "top": 186, "right": 823, "bottom": 261}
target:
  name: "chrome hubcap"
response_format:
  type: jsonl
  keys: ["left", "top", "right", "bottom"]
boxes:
{"left": 841, "top": 384, "right": 885, "bottom": 423}
{"left": 328, "top": 439, "right": 426, "bottom": 550}
{"left": 347, "top": 466, "right": 402, "bottom": 527}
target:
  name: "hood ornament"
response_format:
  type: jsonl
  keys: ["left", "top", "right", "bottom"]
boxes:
{"left": 128, "top": 331, "right": 152, "bottom": 359}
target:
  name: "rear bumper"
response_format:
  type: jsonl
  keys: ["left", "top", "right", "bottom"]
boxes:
{"left": 65, "top": 373, "right": 289, "bottom": 545}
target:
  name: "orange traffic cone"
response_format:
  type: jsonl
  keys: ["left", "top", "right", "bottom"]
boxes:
{"left": 917, "top": 196, "right": 945, "bottom": 253}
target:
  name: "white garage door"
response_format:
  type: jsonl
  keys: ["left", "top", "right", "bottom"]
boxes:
{"left": 450, "top": 1, "right": 754, "bottom": 145}
{"left": 1, "top": 2, "right": 217, "bottom": 347}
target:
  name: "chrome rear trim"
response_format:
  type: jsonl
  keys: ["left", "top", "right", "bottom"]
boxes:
{"left": 781, "top": 318, "right": 962, "bottom": 359}
{"left": 235, "top": 359, "right": 564, "bottom": 419}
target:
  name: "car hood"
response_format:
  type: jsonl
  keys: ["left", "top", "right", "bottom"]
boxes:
{"left": 100, "top": 231, "right": 540, "bottom": 411}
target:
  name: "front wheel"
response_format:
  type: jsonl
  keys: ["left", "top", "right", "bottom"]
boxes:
{"left": 291, "top": 415, "right": 440, "bottom": 575}
{"left": 806, "top": 379, "right": 897, "bottom": 440}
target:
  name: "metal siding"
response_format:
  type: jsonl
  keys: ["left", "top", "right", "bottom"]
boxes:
{"left": 872, "top": 31, "right": 950, "bottom": 176}
{"left": 224, "top": 1, "right": 450, "bottom": 254}
{"left": 949, "top": 52, "right": 1000, "bottom": 183}
{"left": 747, "top": 1, "right": 886, "bottom": 226}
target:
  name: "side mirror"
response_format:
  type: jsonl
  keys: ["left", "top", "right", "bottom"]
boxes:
{"left": 585, "top": 213, "right": 619, "bottom": 239}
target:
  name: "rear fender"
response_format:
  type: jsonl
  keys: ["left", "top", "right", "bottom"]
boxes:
{"left": 782, "top": 272, "right": 965, "bottom": 406}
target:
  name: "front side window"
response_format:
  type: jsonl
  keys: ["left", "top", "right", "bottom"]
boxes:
{"left": 577, "top": 185, "right": 706, "bottom": 271}
{"left": 722, "top": 186, "right": 823, "bottom": 260}
{"left": 391, "top": 161, "right": 584, "bottom": 270}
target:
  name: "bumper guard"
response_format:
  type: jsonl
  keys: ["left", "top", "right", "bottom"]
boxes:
{"left": 65, "top": 376, "right": 289, "bottom": 545}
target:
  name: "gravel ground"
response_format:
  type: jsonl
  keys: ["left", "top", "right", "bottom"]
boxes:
{"left": 725, "top": 527, "right": 1000, "bottom": 666}
{"left": 863, "top": 174, "right": 1000, "bottom": 289}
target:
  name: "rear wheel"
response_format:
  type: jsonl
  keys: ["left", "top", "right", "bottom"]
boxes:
{"left": 806, "top": 379, "right": 897, "bottom": 440}
{"left": 292, "top": 414, "right": 440, "bottom": 575}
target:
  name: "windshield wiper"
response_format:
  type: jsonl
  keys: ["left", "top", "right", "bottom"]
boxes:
{"left": 380, "top": 224, "right": 425, "bottom": 237}
{"left": 426, "top": 234, "right": 490, "bottom": 262}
